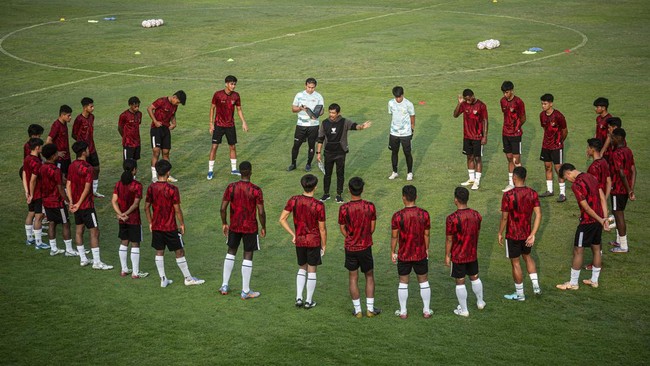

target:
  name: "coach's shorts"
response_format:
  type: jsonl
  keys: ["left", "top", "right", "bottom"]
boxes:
{"left": 344, "top": 247, "right": 374, "bottom": 273}
{"left": 296, "top": 246, "right": 322, "bottom": 266}
{"left": 294, "top": 125, "right": 319, "bottom": 144}
{"left": 227, "top": 231, "right": 260, "bottom": 252}
{"left": 502, "top": 135, "right": 522, "bottom": 155}
{"left": 119, "top": 223, "right": 142, "bottom": 243}
{"left": 28, "top": 198, "right": 43, "bottom": 214}
{"left": 87, "top": 152, "right": 100, "bottom": 167}
{"left": 506, "top": 238, "right": 532, "bottom": 258}
{"left": 397, "top": 259, "right": 428, "bottom": 276}
{"left": 574, "top": 223, "right": 602, "bottom": 248}
{"left": 539, "top": 148, "right": 563, "bottom": 165}
{"left": 450, "top": 260, "right": 479, "bottom": 279}
{"left": 57, "top": 158, "right": 71, "bottom": 176}
{"left": 463, "top": 138, "right": 483, "bottom": 157}
{"left": 151, "top": 126, "right": 171, "bottom": 150}
{"left": 45, "top": 206, "right": 69, "bottom": 225}
{"left": 389, "top": 134, "right": 413, "bottom": 153}
{"left": 611, "top": 194, "right": 628, "bottom": 211}
{"left": 212, "top": 126, "right": 237, "bottom": 145}
{"left": 74, "top": 208, "right": 99, "bottom": 229}
{"left": 152, "top": 230, "right": 184, "bottom": 251}
{"left": 123, "top": 146, "right": 141, "bottom": 161}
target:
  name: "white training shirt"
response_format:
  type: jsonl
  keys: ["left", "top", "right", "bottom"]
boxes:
{"left": 293, "top": 90, "right": 324, "bottom": 127}
{"left": 388, "top": 97, "right": 415, "bottom": 137}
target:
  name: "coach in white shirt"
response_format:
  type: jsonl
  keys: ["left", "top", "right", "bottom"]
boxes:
{"left": 387, "top": 86, "right": 416, "bottom": 181}
{"left": 288, "top": 78, "right": 324, "bottom": 172}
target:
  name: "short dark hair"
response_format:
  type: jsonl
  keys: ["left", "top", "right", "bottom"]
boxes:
{"left": 28, "top": 137, "right": 43, "bottom": 150}
{"left": 402, "top": 185, "right": 417, "bottom": 202}
{"left": 121, "top": 159, "right": 137, "bottom": 185}
{"left": 174, "top": 90, "right": 186, "bottom": 105}
{"left": 501, "top": 81, "right": 514, "bottom": 92}
{"left": 28, "top": 124, "right": 44, "bottom": 137}
{"left": 41, "top": 144, "right": 57, "bottom": 159}
{"left": 540, "top": 93, "right": 554, "bottom": 102}
{"left": 328, "top": 103, "right": 341, "bottom": 113}
{"left": 155, "top": 159, "right": 172, "bottom": 176}
{"left": 513, "top": 166, "right": 527, "bottom": 180}
{"left": 392, "top": 86, "right": 404, "bottom": 98}
{"left": 454, "top": 186, "right": 469, "bottom": 204}
{"left": 305, "top": 77, "right": 317, "bottom": 86}
{"left": 593, "top": 97, "right": 609, "bottom": 108}
{"left": 239, "top": 161, "right": 252, "bottom": 177}
{"left": 72, "top": 141, "right": 88, "bottom": 156}
{"left": 606, "top": 117, "right": 622, "bottom": 128}
{"left": 225, "top": 75, "right": 238, "bottom": 83}
{"left": 128, "top": 96, "right": 140, "bottom": 106}
{"left": 587, "top": 138, "right": 603, "bottom": 151}
{"left": 348, "top": 177, "right": 365, "bottom": 196}
{"left": 81, "top": 97, "right": 93, "bottom": 107}
{"left": 558, "top": 163, "right": 576, "bottom": 179}
{"left": 59, "top": 104, "right": 72, "bottom": 115}
{"left": 612, "top": 128, "right": 626, "bottom": 139}
{"left": 462, "top": 89, "right": 474, "bottom": 98}
{"left": 301, "top": 174, "right": 318, "bottom": 193}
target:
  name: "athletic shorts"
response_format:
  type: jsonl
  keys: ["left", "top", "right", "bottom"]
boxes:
{"left": 28, "top": 198, "right": 43, "bottom": 214}
{"left": 74, "top": 208, "right": 99, "bottom": 229}
{"left": 152, "top": 230, "right": 184, "bottom": 251}
{"left": 123, "top": 146, "right": 141, "bottom": 161}
{"left": 212, "top": 126, "right": 237, "bottom": 145}
{"left": 611, "top": 194, "right": 628, "bottom": 211}
{"left": 502, "top": 135, "right": 522, "bottom": 155}
{"left": 227, "top": 231, "right": 260, "bottom": 252}
{"left": 151, "top": 126, "right": 171, "bottom": 150}
{"left": 574, "top": 223, "right": 602, "bottom": 248}
{"left": 45, "top": 206, "right": 69, "bottom": 225}
{"left": 505, "top": 238, "right": 532, "bottom": 258}
{"left": 119, "top": 223, "right": 142, "bottom": 243}
{"left": 296, "top": 246, "right": 322, "bottom": 266}
{"left": 539, "top": 148, "right": 563, "bottom": 165}
{"left": 87, "top": 152, "right": 100, "bottom": 167}
{"left": 344, "top": 247, "right": 374, "bottom": 273}
{"left": 57, "top": 158, "right": 71, "bottom": 176}
{"left": 294, "top": 125, "right": 319, "bottom": 144}
{"left": 397, "top": 259, "right": 428, "bottom": 276}
{"left": 463, "top": 139, "right": 483, "bottom": 157}
{"left": 388, "top": 134, "right": 413, "bottom": 153}
{"left": 450, "top": 260, "right": 479, "bottom": 279}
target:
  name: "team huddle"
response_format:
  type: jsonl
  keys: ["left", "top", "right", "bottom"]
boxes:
{"left": 20, "top": 76, "right": 636, "bottom": 318}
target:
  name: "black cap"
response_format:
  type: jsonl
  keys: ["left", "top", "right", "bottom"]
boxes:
{"left": 174, "top": 90, "right": 186, "bottom": 105}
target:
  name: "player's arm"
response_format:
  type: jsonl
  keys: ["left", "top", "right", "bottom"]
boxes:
{"left": 71, "top": 120, "right": 78, "bottom": 140}
{"left": 169, "top": 114, "right": 177, "bottom": 130}
{"left": 279, "top": 210, "right": 295, "bottom": 243}
{"left": 561, "top": 127, "right": 568, "bottom": 142}
{"left": 209, "top": 103, "right": 216, "bottom": 133}
{"left": 630, "top": 164, "right": 636, "bottom": 200}
{"left": 45, "top": 136, "right": 53, "bottom": 145}
{"left": 602, "top": 135, "right": 612, "bottom": 155}
{"left": 410, "top": 115, "right": 416, "bottom": 133}
{"left": 220, "top": 199, "right": 229, "bottom": 237}
{"left": 424, "top": 228, "right": 430, "bottom": 257}
{"left": 236, "top": 105, "right": 248, "bottom": 132}
{"left": 291, "top": 103, "right": 305, "bottom": 113}
{"left": 618, "top": 166, "right": 634, "bottom": 199}
{"left": 339, "top": 224, "right": 348, "bottom": 237}
{"left": 370, "top": 219, "right": 376, "bottom": 234}
{"left": 519, "top": 102, "right": 527, "bottom": 127}
{"left": 390, "top": 229, "right": 399, "bottom": 263}
{"left": 444, "top": 235, "right": 453, "bottom": 267}
{"left": 605, "top": 176, "right": 612, "bottom": 200}
{"left": 598, "top": 189, "right": 609, "bottom": 228}
{"left": 481, "top": 106, "right": 488, "bottom": 144}
{"left": 354, "top": 121, "right": 372, "bottom": 130}
{"left": 147, "top": 104, "right": 160, "bottom": 127}
{"left": 111, "top": 193, "right": 125, "bottom": 220}
{"left": 174, "top": 202, "right": 185, "bottom": 235}
{"left": 123, "top": 197, "right": 141, "bottom": 219}
{"left": 498, "top": 211, "right": 508, "bottom": 246}
{"left": 65, "top": 180, "right": 73, "bottom": 209}
{"left": 257, "top": 202, "right": 266, "bottom": 238}
{"left": 22, "top": 169, "right": 31, "bottom": 203}
{"left": 56, "top": 183, "right": 68, "bottom": 205}
{"left": 453, "top": 95, "right": 463, "bottom": 118}
{"left": 527, "top": 206, "right": 542, "bottom": 246}
{"left": 319, "top": 220, "right": 327, "bottom": 255}
{"left": 76, "top": 182, "right": 91, "bottom": 209}
{"left": 578, "top": 199, "right": 607, "bottom": 230}
{"left": 144, "top": 201, "right": 153, "bottom": 232}
{"left": 117, "top": 119, "right": 124, "bottom": 137}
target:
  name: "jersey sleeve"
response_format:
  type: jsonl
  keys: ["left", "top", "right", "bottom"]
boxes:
{"left": 572, "top": 180, "right": 587, "bottom": 202}
{"left": 48, "top": 122, "right": 58, "bottom": 140}
{"left": 480, "top": 103, "right": 488, "bottom": 122}
{"left": 222, "top": 184, "right": 233, "bottom": 202}
{"left": 370, "top": 203, "right": 377, "bottom": 221}
{"left": 517, "top": 98, "right": 526, "bottom": 118}
{"left": 424, "top": 210, "right": 431, "bottom": 230}
{"left": 500, "top": 193, "right": 510, "bottom": 212}
{"left": 172, "top": 186, "right": 180, "bottom": 205}
{"left": 338, "top": 205, "right": 346, "bottom": 225}
{"left": 118, "top": 112, "right": 126, "bottom": 129}
{"left": 532, "top": 191, "right": 540, "bottom": 207}
{"left": 153, "top": 97, "right": 164, "bottom": 109}
{"left": 387, "top": 100, "right": 392, "bottom": 115}
{"left": 283, "top": 197, "right": 295, "bottom": 213}
{"left": 255, "top": 187, "right": 264, "bottom": 205}
{"left": 83, "top": 165, "right": 93, "bottom": 184}
{"left": 445, "top": 214, "right": 455, "bottom": 236}
{"left": 113, "top": 182, "right": 120, "bottom": 195}
{"left": 235, "top": 93, "right": 241, "bottom": 107}
{"left": 317, "top": 202, "right": 326, "bottom": 222}
{"left": 145, "top": 185, "right": 153, "bottom": 204}
{"left": 557, "top": 112, "right": 567, "bottom": 129}
{"left": 407, "top": 100, "right": 415, "bottom": 116}
{"left": 391, "top": 212, "right": 399, "bottom": 230}
{"left": 135, "top": 181, "right": 143, "bottom": 199}
{"left": 292, "top": 93, "right": 301, "bottom": 107}
{"left": 211, "top": 92, "right": 219, "bottom": 106}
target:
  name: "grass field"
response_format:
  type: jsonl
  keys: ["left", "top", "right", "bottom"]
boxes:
{"left": 1, "top": 0, "right": 649, "bottom": 364}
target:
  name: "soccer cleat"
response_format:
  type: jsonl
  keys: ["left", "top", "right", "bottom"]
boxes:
{"left": 304, "top": 301, "right": 317, "bottom": 309}
{"left": 366, "top": 308, "right": 382, "bottom": 318}
{"left": 295, "top": 298, "right": 304, "bottom": 308}
{"left": 120, "top": 269, "right": 133, "bottom": 277}
{"left": 556, "top": 282, "right": 579, "bottom": 290}
{"left": 471, "top": 182, "right": 480, "bottom": 190}
{"left": 49, "top": 249, "right": 65, "bottom": 256}
{"left": 184, "top": 277, "right": 206, "bottom": 286}
{"left": 25, "top": 239, "right": 35, "bottom": 246}
{"left": 504, "top": 292, "right": 525, "bottom": 301}
{"left": 477, "top": 301, "right": 486, "bottom": 310}
{"left": 388, "top": 172, "right": 399, "bottom": 180}
{"left": 231, "top": 170, "right": 241, "bottom": 176}
{"left": 305, "top": 164, "right": 312, "bottom": 172}
{"left": 335, "top": 195, "right": 344, "bottom": 203}
{"left": 161, "top": 278, "right": 174, "bottom": 288}
{"left": 406, "top": 173, "right": 413, "bottom": 181}
{"left": 132, "top": 271, "right": 149, "bottom": 279}
{"left": 286, "top": 164, "right": 296, "bottom": 172}
{"left": 320, "top": 194, "right": 330, "bottom": 202}
{"left": 454, "top": 305, "right": 469, "bottom": 317}
{"left": 582, "top": 279, "right": 599, "bottom": 288}
{"left": 557, "top": 194, "right": 566, "bottom": 203}
{"left": 352, "top": 310, "right": 363, "bottom": 319}
{"left": 35, "top": 243, "right": 51, "bottom": 250}
{"left": 93, "top": 192, "right": 105, "bottom": 198}
{"left": 609, "top": 241, "right": 620, "bottom": 247}
{"left": 92, "top": 262, "right": 114, "bottom": 270}
{"left": 207, "top": 171, "right": 214, "bottom": 180}
{"left": 219, "top": 285, "right": 230, "bottom": 295}
{"left": 241, "top": 290, "right": 261, "bottom": 300}
{"left": 64, "top": 250, "right": 79, "bottom": 257}
{"left": 539, "top": 191, "right": 554, "bottom": 197}
{"left": 167, "top": 175, "right": 178, "bottom": 183}
{"left": 460, "top": 179, "right": 474, "bottom": 186}
{"left": 394, "top": 310, "right": 408, "bottom": 319}
{"left": 502, "top": 184, "right": 515, "bottom": 192}
{"left": 80, "top": 259, "right": 92, "bottom": 267}
{"left": 610, "top": 247, "right": 628, "bottom": 254}
{"left": 423, "top": 309, "right": 433, "bottom": 319}
{"left": 584, "top": 264, "right": 593, "bottom": 270}
{"left": 533, "top": 286, "right": 542, "bottom": 295}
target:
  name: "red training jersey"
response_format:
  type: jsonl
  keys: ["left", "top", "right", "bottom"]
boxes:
{"left": 68, "top": 159, "right": 94, "bottom": 210}
{"left": 571, "top": 173, "right": 603, "bottom": 224}
{"left": 587, "top": 158, "right": 610, "bottom": 194}
{"left": 223, "top": 180, "right": 264, "bottom": 234}
{"left": 23, "top": 141, "right": 30, "bottom": 158}
{"left": 151, "top": 97, "right": 177, "bottom": 128}
{"left": 610, "top": 146, "right": 635, "bottom": 195}
{"left": 48, "top": 119, "right": 70, "bottom": 161}
{"left": 118, "top": 109, "right": 142, "bottom": 148}
{"left": 146, "top": 182, "right": 181, "bottom": 232}
{"left": 445, "top": 208, "right": 482, "bottom": 263}
{"left": 501, "top": 187, "right": 540, "bottom": 241}
{"left": 23, "top": 155, "right": 42, "bottom": 200}
{"left": 540, "top": 109, "right": 567, "bottom": 150}
{"left": 211, "top": 90, "right": 241, "bottom": 128}
{"left": 40, "top": 162, "right": 64, "bottom": 208}
{"left": 391, "top": 206, "right": 430, "bottom": 262}
{"left": 595, "top": 113, "right": 611, "bottom": 145}
{"left": 114, "top": 179, "right": 143, "bottom": 225}
{"left": 459, "top": 99, "right": 488, "bottom": 140}
{"left": 500, "top": 96, "right": 525, "bottom": 137}
{"left": 283, "top": 195, "right": 325, "bottom": 248}
{"left": 338, "top": 199, "right": 376, "bottom": 252}
{"left": 72, "top": 113, "right": 96, "bottom": 154}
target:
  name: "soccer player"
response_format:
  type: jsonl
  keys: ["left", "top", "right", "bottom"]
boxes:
{"left": 539, "top": 93, "right": 568, "bottom": 202}
{"left": 23, "top": 138, "right": 49, "bottom": 249}
{"left": 453, "top": 89, "right": 488, "bottom": 190}
{"left": 279, "top": 174, "right": 327, "bottom": 309}
{"left": 556, "top": 163, "right": 609, "bottom": 290}
{"left": 584, "top": 138, "right": 612, "bottom": 270}
{"left": 498, "top": 166, "right": 542, "bottom": 301}
{"left": 207, "top": 75, "right": 249, "bottom": 179}
{"left": 219, "top": 161, "right": 266, "bottom": 299}
{"left": 24, "top": 124, "right": 44, "bottom": 158}
{"left": 387, "top": 86, "right": 416, "bottom": 181}
{"left": 72, "top": 97, "right": 103, "bottom": 197}
{"left": 66, "top": 141, "right": 112, "bottom": 269}
{"left": 608, "top": 128, "right": 636, "bottom": 254}
{"left": 145, "top": 159, "right": 204, "bottom": 288}
{"left": 40, "top": 143, "right": 75, "bottom": 256}
{"left": 46, "top": 105, "right": 73, "bottom": 179}
{"left": 148, "top": 90, "right": 186, "bottom": 183}
{"left": 499, "top": 81, "right": 526, "bottom": 192}
{"left": 390, "top": 185, "right": 431, "bottom": 319}
{"left": 288, "top": 77, "right": 324, "bottom": 172}
{"left": 118, "top": 96, "right": 142, "bottom": 161}
{"left": 338, "top": 177, "right": 381, "bottom": 318}
{"left": 316, "top": 103, "right": 372, "bottom": 203}
{"left": 602, "top": 116, "right": 624, "bottom": 162}
{"left": 593, "top": 97, "right": 611, "bottom": 148}
{"left": 111, "top": 159, "right": 148, "bottom": 279}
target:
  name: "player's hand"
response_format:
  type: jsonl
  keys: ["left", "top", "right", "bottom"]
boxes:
{"left": 498, "top": 233, "right": 504, "bottom": 246}
{"left": 222, "top": 224, "right": 229, "bottom": 237}
{"left": 179, "top": 224, "right": 185, "bottom": 235}
{"left": 602, "top": 219, "right": 610, "bottom": 232}
{"left": 317, "top": 154, "right": 322, "bottom": 163}
{"left": 320, "top": 247, "right": 326, "bottom": 257}
{"left": 525, "top": 234, "right": 536, "bottom": 247}
{"left": 457, "top": 95, "right": 464, "bottom": 104}
{"left": 291, "top": 234, "right": 296, "bottom": 244}
{"left": 25, "top": 193, "right": 31, "bottom": 204}
{"left": 630, "top": 191, "right": 636, "bottom": 201}
{"left": 481, "top": 136, "right": 487, "bottom": 145}
{"left": 242, "top": 122, "right": 249, "bottom": 132}
{"left": 154, "top": 120, "right": 162, "bottom": 128}
{"left": 209, "top": 124, "right": 214, "bottom": 134}
{"left": 57, "top": 151, "right": 65, "bottom": 158}
{"left": 445, "top": 256, "right": 451, "bottom": 267}
{"left": 391, "top": 253, "right": 398, "bottom": 264}
{"left": 148, "top": 223, "right": 153, "bottom": 232}
{"left": 363, "top": 121, "right": 372, "bottom": 129}
{"left": 260, "top": 228, "right": 266, "bottom": 238}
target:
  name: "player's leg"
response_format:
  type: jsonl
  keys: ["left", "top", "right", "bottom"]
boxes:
{"left": 585, "top": 244, "right": 602, "bottom": 287}
{"left": 361, "top": 248, "right": 378, "bottom": 316}
{"left": 62, "top": 219, "right": 73, "bottom": 254}
{"left": 522, "top": 253, "right": 540, "bottom": 294}
{"left": 611, "top": 195, "right": 628, "bottom": 252}
{"left": 543, "top": 161, "right": 554, "bottom": 195}
{"left": 505, "top": 152, "right": 514, "bottom": 190}
{"left": 305, "top": 127, "right": 318, "bottom": 170}
{"left": 506, "top": 256, "right": 525, "bottom": 300}
{"left": 33, "top": 211, "right": 46, "bottom": 249}
{"left": 397, "top": 273, "right": 410, "bottom": 318}
{"left": 74, "top": 222, "right": 90, "bottom": 265}
{"left": 229, "top": 145, "right": 239, "bottom": 175}
{"left": 403, "top": 136, "right": 413, "bottom": 180}
{"left": 417, "top": 272, "right": 432, "bottom": 318}
{"left": 150, "top": 127, "right": 162, "bottom": 181}
{"left": 129, "top": 240, "right": 145, "bottom": 278}
{"left": 151, "top": 147, "right": 161, "bottom": 181}
{"left": 25, "top": 209, "right": 35, "bottom": 245}
{"left": 305, "top": 261, "right": 319, "bottom": 308}
{"left": 472, "top": 154, "right": 483, "bottom": 190}
{"left": 207, "top": 143, "right": 218, "bottom": 179}
{"left": 154, "top": 245, "right": 172, "bottom": 287}
{"left": 240, "top": 234, "right": 260, "bottom": 299}
{"left": 221, "top": 232, "right": 240, "bottom": 294}
{"left": 469, "top": 268, "right": 485, "bottom": 309}
{"left": 321, "top": 154, "right": 335, "bottom": 200}
{"left": 453, "top": 265, "right": 469, "bottom": 316}
{"left": 89, "top": 224, "right": 112, "bottom": 270}
{"left": 119, "top": 235, "right": 130, "bottom": 275}
{"left": 172, "top": 234, "right": 204, "bottom": 286}
{"left": 461, "top": 139, "right": 475, "bottom": 186}
{"left": 389, "top": 135, "right": 400, "bottom": 177}
{"left": 349, "top": 269, "right": 361, "bottom": 317}
{"left": 290, "top": 127, "right": 304, "bottom": 170}
{"left": 296, "top": 264, "right": 307, "bottom": 307}
{"left": 335, "top": 155, "right": 346, "bottom": 201}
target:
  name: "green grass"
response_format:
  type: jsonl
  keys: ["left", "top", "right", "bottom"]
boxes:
{"left": 1, "top": 0, "right": 649, "bottom": 364}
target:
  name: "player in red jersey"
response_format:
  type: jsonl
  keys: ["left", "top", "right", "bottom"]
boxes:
{"left": 338, "top": 177, "right": 381, "bottom": 318}
{"left": 445, "top": 187, "right": 485, "bottom": 317}
{"left": 40, "top": 144, "right": 74, "bottom": 256}
{"left": 608, "top": 129, "right": 636, "bottom": 254}
{"left": 72, "top": 97, "right": 104, "bottom": 198}
{"left": 539, "top": 94, "right": 568, "bottom": 202}
{"left": 24, "top": 124, "right": 44, "bottom": 158}
{"left": 602, "top": 117, "right": 625, "bottom": 161}
{"left": 584, "top": 138, "right": 613, "bottom": 270}
{"left": 147, "top": 90, "right": 186, "bottom": 183}
{"left": 453, "top": 89, "right": 488, "bottom": 190}
{"left": 207, "top": 75, "right": 249, "bottom": 179}
{"left": 279, "top": 174, "right": 327, "bottom": 309}
{"left": 498, "top": 167, "right": 542, "bottom": 301}
{"left": 499, "top": 81, "right": 526, "bottom": 192}
{"left": 118, "top": 97, "right": 142, "bottom": 161}
{"left": 557, "top": 163, "right": 609, "bottom": 290}
{"left": 23, "top": 138, "right": 48, "bottom": 249}
{"left": 145, "top": 160, "right": 204, "bottom": 288}
{"left": 46, "top": 105, "right": 73, "bottom": 179}
{"left": 593, "top": 97, "right": 611, "bottom": 148}
{"left": 66, "top": 142, "right": 113, "bottom": 270}
{"left": 391, "top": 185, "right": 431, "bottom": 319}
{"left": 111, "top": 159, "right": 148, "bottom": 279}
{"left": 219, "top": 161, "right": 266, "bottom": 299}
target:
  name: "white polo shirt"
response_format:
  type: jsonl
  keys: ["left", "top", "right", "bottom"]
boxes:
{"left": 388, "top": 98, "right": 415, "bottom": 137}
{"left": 293, "top": 90, "right": 324, "bottom": 127}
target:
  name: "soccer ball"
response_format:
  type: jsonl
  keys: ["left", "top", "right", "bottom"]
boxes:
{"left": 157, "top": 19, "right": 164, "bottom": 26}
{"left": 477, "top": 41, "right": 486, "bottom": 50}
{"left": 142, "top": 20, "right": 151, "bottom": 28}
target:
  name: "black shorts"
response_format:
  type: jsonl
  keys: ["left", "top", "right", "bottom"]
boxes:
{"left": 28, "top": 198, "right": 43, "bottom": 214}
{"left": 151, "top": 126, "right": 171, "bottom": 150}
{"left": 574, "top": 223, "right": 602, "bottom": 248}
{"left": 123, "top": 146, "right": 141, "bottom": 160}
{"left": 119, "top": 223, "right": 142, "bottom": 243}
{"left": 463, "top": 139, "right": 483, "bottom": 157}
{"left": 450, "top": 260, "right": 479, "bottom": 278}
{"left": 506, "top": 238, "right": 531, "bottom": 258}
{"left": 87, "top": 152, "right": 100, "bottom": 167}
{"left": 294, "top": 125, "right": 319, "bottom": 144}
{"left": 296, "top": 246, "right": 322, "bottom": 266}
{"left": 227, "top": 231, "right": 260, "bottom": 252}
{"left": 344, "top": 247, "right": 374, "bottom": 273}
{"left": 57, "top": 158, "right": 71, "bottom": 176}
{"left": 212, "top": 126, "right": 237, "bottom": 145}
{"left": 397, "top": 259, "right": 428, "bottom": 276}
{"left": 152, "top": 230, "right": 184, "bottom": 251}
{"left": 45, "top": 206, "right": 69, "bottom": 225}
{"left": 539, "top": 148, "right": 563, "bottom": 164}
{"left": 611, "top": 194, "right": 628, "bottom": 211}
{"left": 502, "top": 135, "right": 522, "bottom": 155}
{"left": 388, "top": 134, "right": 413, "bottom": 153}
{"left": 74, "top": 208, "right": 99, "bottom": 229}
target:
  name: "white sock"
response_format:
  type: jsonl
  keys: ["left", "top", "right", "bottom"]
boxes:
{"left": 92, "top": 179, "right": 99, "bottom": 194}
{"left": 508, "top": 173, "right": 514, "bottom": 186}
{"left": 559, "top": 182, "right": 566, "bottom": 195}
{"left": 475, "top": 172, "right": 482, "bottom": 183}
{"left": 230, "top": 159, "right": 237, "bottom": 171}
{"left": 25, "top": 224, "right": 33, "bottom": 240}
{"left": 352, "top": 298, "right": 361, "bottom": 313}
{"left": 151, "top": 167, "right": 157, "bottom": 180}
{"left": 77, "top": 245, "right": 88, "bottom": 262}
{"left": 91, "top": 247, "right": 100, "bottom": 264}
{"left": 515, "top": 282, "right": 524, "bottom": 297}
{"left": 33, "top": 229, "right": 43, "bottom": 245}
{"left": 591, "top": 266, "right": 602, "bottom": 283}
{"left": 208, "top": 160, "right": 215, "bottom": 172}
{"left": 616, "top": 230, "right": 621, "bottom": 244}
{"left": 155, "top": 255, "right": 166, "bottom": 279}
{"left": 546, "top": 180, "right": 553, "bottom": 193}
{"left": 529, "top": 273, "right": 539, "bottom": 288}
{"left": 131, "top": 247, "right": 140, "bottom": 274}
{"left": 119, "top": 244, "right": 129, "bottom": 271}
{"left": 49, "top": 239, "right": 58, "bottom": 251}
{"left": 398, "top": 283, "right": 408, "bottom": 314}
{"left": 176, "top": 256, "right": 192, "bottom": 279}
{"left": 241, "top": 259, "right": 253, "bottom": 293}
{"left": 468, "top": 169, "right": 475, "bottom": 181}
{"left": 620, "top": 235, "right": 628, "bottom": 250}
{"left": 64, "top": 239, "right": 73, "bottom": 252}
{"left": 419, "top": 281, "right": 431, "bottom": 312}
{"left": 570, "top": 268, "right": 580, "bottom": 286}
{"left": 296, "top": 269, "right": 307, "bottom": 300}
{"left": 366, "top": 298, "right": 374, "bottom": 313}
{"left": 471, "top": 278, "right": 484, "bottom": 304}
{"left": 455, "top": 284, "right": 468, "bottom": 312}
{"left": 222, "top": 253, "right": 235, "bottom": 286}
{"left": 306, "top": 272, "right": 317, "bottom": 303}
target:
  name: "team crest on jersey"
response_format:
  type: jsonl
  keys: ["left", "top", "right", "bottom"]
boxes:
{"left": 331, "top": 127, "right": 337, "bottom": 133}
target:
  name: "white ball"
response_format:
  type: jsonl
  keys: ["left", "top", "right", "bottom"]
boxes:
{"left": 153, "top": 20, "right": 160, "bottom": 27}
{"left": 477, "top": 42, "right": 486, "bottom": 50}
{"left": 141, "top": 20, "right": 148, "bottom": 27}
{"left": 157, "top": 19, "right": 163, "bottom": 26}
{"left": 145, "top": 21, "right": 153, "bottom": 28}
{"left": 160, "top": 19, "right": 164, "bottom": 25}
